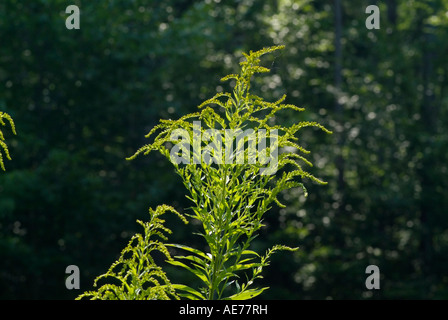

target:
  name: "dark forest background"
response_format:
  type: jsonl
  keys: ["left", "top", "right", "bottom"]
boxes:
{"left": 1, "top": 0, "right": 447, "bottom": 299}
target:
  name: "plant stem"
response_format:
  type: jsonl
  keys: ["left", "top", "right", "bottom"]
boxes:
{"left": 207, "top": 164, "right": 229, "bottom": 300}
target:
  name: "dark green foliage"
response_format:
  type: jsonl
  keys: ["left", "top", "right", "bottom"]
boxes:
{"left": 1, "top": 0, "right": 447, "bottom": 299}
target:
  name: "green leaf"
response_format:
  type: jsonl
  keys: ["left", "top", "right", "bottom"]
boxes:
{"left": 228, "top": 262, "right": 262, "bottom": 273}
{"left": 172, "top": 284, "right": 206, "bottom": 300}
{"left": 175, "top": 254, "right": 209, "bottom": 271}
{"left": 241, "top": 250, "right": 260, "bottom": 257}
{"left": 166, "top": 260, "right": 209, "bottom": 284}
{"left": 166, "top": 243, "right": 211, "bottom": 261}
{"left": 225, "top": 287, "right": 269, "bottom": 300}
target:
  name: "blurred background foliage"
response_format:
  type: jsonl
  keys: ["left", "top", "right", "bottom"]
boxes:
{"left": 0, "top": 0, "right": 447, "bottom": 299}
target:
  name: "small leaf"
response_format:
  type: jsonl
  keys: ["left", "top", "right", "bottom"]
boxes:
{"left": 166, "top": 243, "right": 211, "bottom": 261}
{"left": 166, "top": 260, "right": 209, "bottom": 284}
{"left": 225, "top": 287, "right": 269, "bottom": 300}
{"left": 172, "top": 284, "right": 206, "bottom": 300}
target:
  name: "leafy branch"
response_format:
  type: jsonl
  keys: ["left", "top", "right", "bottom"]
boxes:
{"left": 0, "top": 111, "right": 16, "bottom": 171}
{"left": 77, "top": 205, "right": 187, "bottom": 300}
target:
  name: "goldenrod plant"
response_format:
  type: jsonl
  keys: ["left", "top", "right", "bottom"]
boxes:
{"left": 0, "top": 111, "right": 16, "bottom": 171}
{"left": 78, "top": 45, "right": 331, "bottom": 300}
{"left": 78, "top": 205, "right": 187, "bottom": 300}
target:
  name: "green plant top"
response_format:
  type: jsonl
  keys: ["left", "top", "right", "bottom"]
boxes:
{"left": 78, "top": 45, "right": 331, "bottom": 300}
